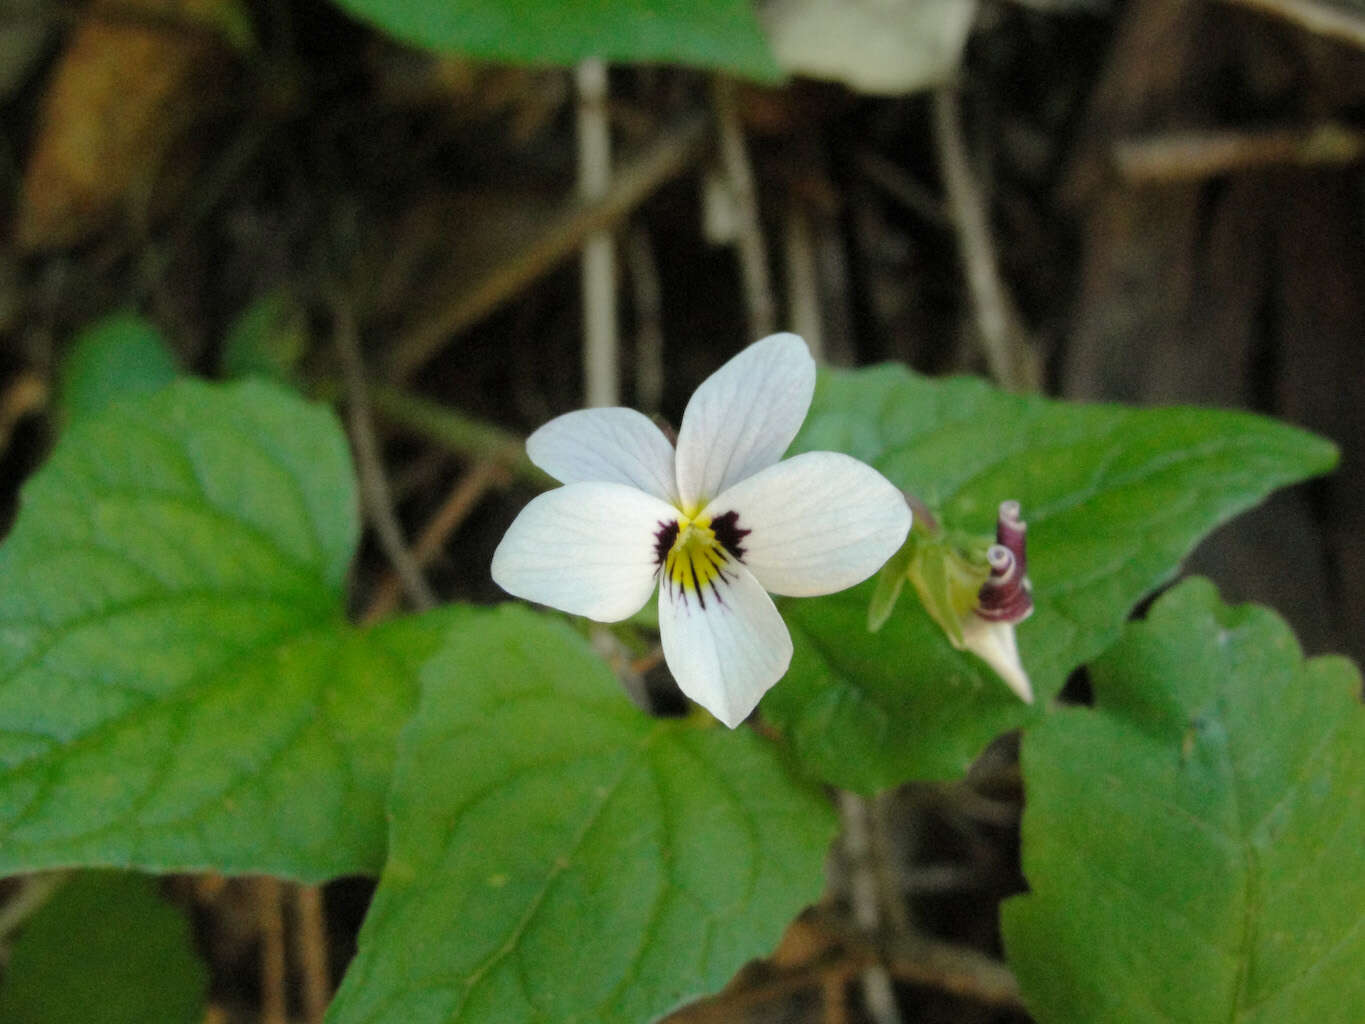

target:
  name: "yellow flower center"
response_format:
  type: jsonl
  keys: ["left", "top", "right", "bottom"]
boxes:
{"left": 653, "top": 509, "right": 751, "bottom": 609}
{"left": 665, "top": 515, "right": 727, "bottom": 594}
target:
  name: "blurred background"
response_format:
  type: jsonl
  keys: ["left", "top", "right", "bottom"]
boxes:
{"left": 0, "top": 0, "right": 1361, "bottom": 1020}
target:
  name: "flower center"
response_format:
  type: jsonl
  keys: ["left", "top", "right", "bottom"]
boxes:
{"left": 653, "top": 510, "right": 751, "bottom": 608}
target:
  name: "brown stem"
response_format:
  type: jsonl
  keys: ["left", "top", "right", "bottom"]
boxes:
{"left": 294, "top": 885, "right": 331, "bottom": 1023}
{"left": 255, "top": 877, "right": 288, "bottom": 1024}
{"left": 713, "top": 77, "right": 776, "bottom": 340}
{"left": 386, "top": 112, "right": 709, "bottom": 381}
{"left": 932, "top": 88, "right": 1041, "bottom": 393}
{"left": 361, "top": 458, "right": 511, "bottom": 623}
{"left": 335, "top": 297, "right": 437, "bottom": 611}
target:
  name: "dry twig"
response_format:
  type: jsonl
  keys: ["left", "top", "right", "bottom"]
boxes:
{"left": 255, "top": 877, "right": 288, "bottom": 1024}
{"left": 1217, "top": 0, "right": 1365, "bottom": 49}
{"left": 386, "top": 113, "right": 709, "bottom": 381}
{"left": 361, "top": 458, "right": 511, "bottom": 623}
{"left": 577, "top": 59, "right": 620, "bottom": 408}
{"left": 1113, "top": 123, "right": 1365, "bottom": 181}
{"left": 664, "top": 908, "right": 1023, "bottom": 1021}
{"left": 335, "top": 298, "right": 437, "bottom": 611}
{"left": 624, "top": 226, "right": 665, "bottom": 413}
{"left": 0, "top": 872, "right": 67, "bottom": 941}
{"left": 856, "top": 150, "right": 951, "bottom": 228}
{"left": 783, "top": 199, "right": 824, "bottom": 360}
{"left": 713, "top": 78, "right": 776, "bottom": 339}
{"left": 932, "top": 87, "right": 1041, "bottom": 392}
{"left": 838, "top": 791, "right": 905, "bottom": 1024}
{"left": 369, "top": 386, "right": 550, "bottom": 488}
{"left": 294, "top": 885, "right": 331, "bottom": 1024}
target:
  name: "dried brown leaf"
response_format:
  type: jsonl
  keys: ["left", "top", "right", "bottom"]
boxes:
{"left": 17, "top": 0, "right": 239, "bottom": 250}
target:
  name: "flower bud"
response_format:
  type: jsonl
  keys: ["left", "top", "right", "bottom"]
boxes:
{"left": 874, "top": 498, "right": 1035, "bottom": 703}
{"left": 960, "top": 501, "right": 1034, "bottom": 702}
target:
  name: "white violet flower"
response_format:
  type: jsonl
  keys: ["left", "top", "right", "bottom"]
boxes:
{"left": 491, "top": 333, "right": 912, "bottom": 728}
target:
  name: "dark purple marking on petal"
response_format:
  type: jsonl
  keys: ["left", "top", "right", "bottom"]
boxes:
{"left": 702, "top": 546, "right": 732, "bottom": 609}
{"left": 690, "top": 550, "right": 709, "bottom": 610}
{"left": 656, "top": 514, "right": 741, "bottom": 612}
{"left": 653, "top": 519, "right": 680, "bottom": 568}
{"left": 710, "top": 510, "right": 751, "bottom": 561}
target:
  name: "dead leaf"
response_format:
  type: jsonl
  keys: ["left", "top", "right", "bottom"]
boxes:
{"left": 16, "top": 0, "right": 241, "bottom": 250}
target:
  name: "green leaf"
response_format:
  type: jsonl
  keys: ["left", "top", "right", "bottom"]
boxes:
{"left": 328, "top": 0, "right": 782, "bottom": 81}
{"left": 1001, "top": 578, "right": 1365, "bottom": 1024}
{"left": 0, "top": 377, "right": 467, "bottom": 880}
{"left": 0, "top": 872, "right": 207, "bottom": 1024}
{"left": 765, "top": 366, "right": 1338, "bottom": 789}
{"left": 867, "top": 535, "right": 913, "bottom": 633}
{"left": 60, "top": 313, "right": 178, "bottom": 420}
{"left": 221, "top": 291, "right": 308, "bottom": 384}
{"left": 328, "top": 606, "right": 836, "bottom": 1024}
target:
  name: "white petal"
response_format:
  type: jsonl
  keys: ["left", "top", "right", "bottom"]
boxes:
{"left": 674, "top": 332, "right": 816, "bottom": 511}
{"left": 491, "top": 482, "right": 675, "bottom": 622}
{"left": 657, "top": 556, "right": 793, "bottom": 728}
{"left": 960, "top": 618, "right": 1034, "bottom": 703}
{"left": 704, "top": 451, "right": 911, "bottom": 597}
{"left": 527, "top": 408, "right": 678, "bottom": 503}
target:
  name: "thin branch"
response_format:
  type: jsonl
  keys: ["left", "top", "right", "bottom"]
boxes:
{"left": 856, "top": 149, "right": 951, "bottom": 228}
{"left": 1113, "top": 122, "right": 1365, "bottom": 182}
{"left": 386, "top": 113, "right": 709, "bottom": 381}
{"left": 624, "top": 226, "right": 665, "bottom": 413}
{"left": 664, "top": 910, "right": 1023, "bottom": 1021}
{"left": 932, "top": 87, "right": 1041, "bottom": 392}
{"left": 838, "top": 791, "right": 904, "bottom": 1024}
{"left": 713, "top": 77, "right": 776, "bottom": 339}
{"left": 361, "top": 458, "right": 511, "bottom": 623}
{"left": 0, "top": 872, "right": 67, "bottom": 941}
{"left": 294, "top": 885, "right": 331, "bottom": 1024}
{"left": 368, "top": 386, "right": 550, "bottom": 488}
{"left": 783, "top": 199, "right": 824, "bottom": 360}
{"left": 662, "top": 946, "right": 862, "bottom": 1022}
{"left": 577, "top": 59, "right": 620, "bottom": 407}
{"left": 335, "top": 298, "right": 437, "bottom": 611}
{"left": 854, "top": 922, "right": 1022, "bottom": 1009}
{"left": 1217, "top": 0, "right": 1365, "bottom": 49}
{"left": 589, "top": 625, "right": 653, "bottom": 716}
{"left": 255, "top": 877, "right": 288, "bottom": 1024}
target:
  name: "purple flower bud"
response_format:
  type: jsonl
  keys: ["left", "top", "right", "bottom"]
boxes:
{"left": 975, "top": 502, "right": 1033, "bottom": 624}
{"left": 995, "top": 499, "right": 1027, "bottom": 576}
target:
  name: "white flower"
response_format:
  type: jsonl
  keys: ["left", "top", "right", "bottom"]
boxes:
{"left": 491, "top": 333, "right": 912, "bottom": 728}
{"left": 960, "top": 615, "right": 1033, "bottom": 704}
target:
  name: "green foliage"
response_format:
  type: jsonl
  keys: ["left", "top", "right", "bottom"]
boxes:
{"left": 59, "top": 313, "right": 179, "bottom": 420}
{"left": 1002, "top": 579, "right": 1365, "bottom": 1023}
{"left": 328, "top": 0, "right": 781, "bottom": 80}
{"left": 220, "top": 291, "right": 308, "bottom": 384}
{"left": 766, "top": 366, "right": 1338, "bottom": 790}
{"left": 4, "top": 325, "right": 1354, "bottom": 1018}
{"left": 0, "top": 872, "right": 207, "bottom": 1024}
{"left": 0, "top": 377, "right": 466, "bottom": 880}
{"left": 327, "top": 606, "right": 836, "bottom": 1024}
{"left": 866, "top": 534, "right": 915, "bottom": 633}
